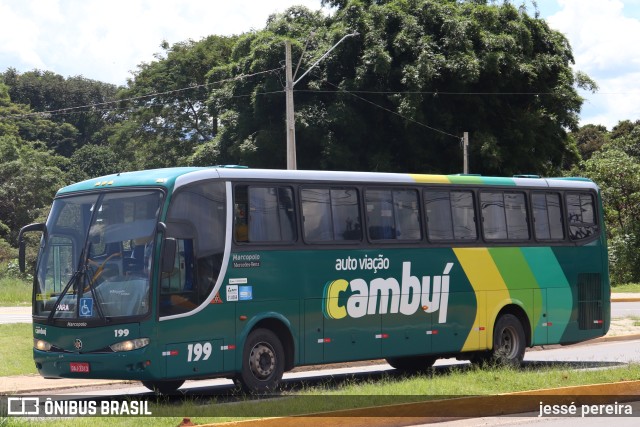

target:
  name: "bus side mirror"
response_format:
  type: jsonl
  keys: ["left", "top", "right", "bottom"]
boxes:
{"left": 161, "top": 238, "right": 177, "bottom": 273}
{"left": 18, "top": 223, "right": 46, "bottom": 273}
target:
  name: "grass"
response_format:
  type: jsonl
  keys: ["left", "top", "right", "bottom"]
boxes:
{"left": 0, "top": 324, "right": 37, "bottom": 376}
{"left": 612, "top": 282, "right": 640, "bottom": 293}
{"left": 0, "top": 276, "right": 31, "bottom": 306}
{"left": 628, "top": 315, "right": 640, "bottom": 327}
{"left": 3, "top": 363, "right": 640, "bottom": 426}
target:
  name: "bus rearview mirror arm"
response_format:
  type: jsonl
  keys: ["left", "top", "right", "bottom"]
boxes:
{"left": 18, "top": 223, "right": 46, "bottom": 273}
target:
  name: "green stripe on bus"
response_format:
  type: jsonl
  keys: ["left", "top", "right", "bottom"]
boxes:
{"left": 489, "top": 247, "right": 543, "bottom": 337}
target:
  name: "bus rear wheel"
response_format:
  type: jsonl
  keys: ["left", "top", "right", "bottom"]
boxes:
{"left": 386, "top": 356, "right": 436, "bottom": 372}
{"left": 489, "top": 314, "right": 526, "bottom": 366}
{"left": 237, "top": 328, "right": 285, "bottom": 393}
{"left": 141, "top": 379, "right": 185, "bottom": 394}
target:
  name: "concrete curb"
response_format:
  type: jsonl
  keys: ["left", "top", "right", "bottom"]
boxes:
{"left": 201, "top": 381, "right": 640, "bottom": 427}
{"left": 590, "top": 333, "right": 640, "bottom": 343}
{"left": 612, "top": 297, "right": 640, "bottom": 302}
{"left": 0, "top": 376, "right": 128, "bottom": 395}
{"left": 611, "top": 294, "right": 640, "bottom": 302}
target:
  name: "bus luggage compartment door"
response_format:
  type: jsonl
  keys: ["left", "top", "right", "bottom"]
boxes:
{"left": 304, "top": 299, "right": 324, "bottom": 364}
{"left": 164, "top": 339, "right": 223, "bottom": 379}
{"left": 381, "top": 310, "right": 430, "bottom": 358}
{"left": 322, "top": 293, "right": 381, "bottom": 363}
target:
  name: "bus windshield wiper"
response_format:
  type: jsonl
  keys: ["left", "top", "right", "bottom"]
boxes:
{"left": 47, "top": 268, "right": 82, "bottom": 323}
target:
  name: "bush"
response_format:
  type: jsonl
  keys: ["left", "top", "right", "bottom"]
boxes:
{"left": 608, "top": 232, "right": 640, "bottom": 285}
{"left": 0, "top": 238, "right": 16, "bottom": 263}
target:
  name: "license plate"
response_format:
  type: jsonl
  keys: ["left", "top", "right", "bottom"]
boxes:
{"left": 70, "top": 362, "right": 90, "bottom": 373}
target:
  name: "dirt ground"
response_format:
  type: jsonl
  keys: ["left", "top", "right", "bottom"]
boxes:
{"left": 608, "top": 316, "right": 640, "bottom": 336}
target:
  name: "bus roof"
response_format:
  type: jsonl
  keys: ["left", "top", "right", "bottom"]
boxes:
{"left": 56, "top": 166, "right": 598, "bottom": 195}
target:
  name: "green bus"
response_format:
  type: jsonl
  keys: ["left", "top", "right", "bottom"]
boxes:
{"left": 19, "top": 167, "right": 610, "bottom": 393}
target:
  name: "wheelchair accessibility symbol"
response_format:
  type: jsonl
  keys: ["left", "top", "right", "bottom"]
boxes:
{"left": 79, "top": 298, "right": 93, "bottom": 317}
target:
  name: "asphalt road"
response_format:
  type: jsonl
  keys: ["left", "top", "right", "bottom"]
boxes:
{"left": 612, "top": 301, "right": 640, "bottom": 318}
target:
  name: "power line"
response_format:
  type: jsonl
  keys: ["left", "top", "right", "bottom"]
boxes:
{"left": 3, "top": 65, "right": 559, "bottom": 143}
{"left": 316, "top": 78, "right": 461, "bottom": 141}
{"left": 0, "top": 67, "right": 283, "bottom": 121}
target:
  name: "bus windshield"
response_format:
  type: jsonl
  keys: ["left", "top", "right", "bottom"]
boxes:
{"left": 34, "top": 190, "right": 164, "bottom": 322}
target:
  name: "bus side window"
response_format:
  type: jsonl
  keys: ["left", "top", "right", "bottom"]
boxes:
{"left": 234, "top": 185, "right": 296, "bottom": 243}
{"left": 161, "top": 181, "right": 225, "bottom": 317}
{"left": 234, "top": 203, "right": 248, "bottom": 242}
{"left": 425, "top": 190, "right": 477, "bottom": 241}
{"left": 425, "top": 190, "right": 453, "bottom": 240}
{"left": 481, "top": 191, "right": 529, "bottom": 241}
{"left": 451, "top": 191, "right": 477, "bottom": 240}
{"left": 504, "top": 192, "right": 529, "bottom": 240}
{"left": 365, "top": 189, "right": 421, "bottom": 241}
{"left": 566, "top": 193, "right": 597, "bottom": 240}
{"left": 301, "top": 187, "right": 361, "bottom": 242}
{"left": 532, "top": 192, "right": 564, "bottom": 241}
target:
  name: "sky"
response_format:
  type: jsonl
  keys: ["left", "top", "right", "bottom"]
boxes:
{"left": 0, "top": 0, "right": 639, "bottom": 130}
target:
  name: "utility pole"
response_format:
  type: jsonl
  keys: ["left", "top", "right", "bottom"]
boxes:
{"left": 463, "top": 132, "right": 469, "bottom": 174}
{"left": 285, "top": 41, "right": 296, "bottom": 170}
{"left": 285, "top": 32, "right": 358, "bottom": 170}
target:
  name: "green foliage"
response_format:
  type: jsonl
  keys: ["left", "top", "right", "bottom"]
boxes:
{"left": 0, "top": 267, "right": 32, "bottom": 305}
{"left": 0, "top": 238, "right": 16, "bottom": 260}
{"left": 112, "top": 35, "right": 236, "bottom": 169}
{"left": 572, "top": 124, "right": 608, "bottom": 160}
{"left": 203, "top": 1, "right": 583, "bottom": 174}
{"left": 67, "top": 143, "right": 126, "bottom": 183}
{"left": 0, "top": 136, "right": 67, "bottom": 246}
{"left": 574, "top": 122, "right": 640, "bottom": 284}
{"left": 1, "top": 68, "right": 119, "bottom": 153}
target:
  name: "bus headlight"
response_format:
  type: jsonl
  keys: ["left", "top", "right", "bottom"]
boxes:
{"left": 110, "top": 338, "right": 150, "bottom": 352}
{"left": 34, "top": 339, "right": 52, "bottom": 351}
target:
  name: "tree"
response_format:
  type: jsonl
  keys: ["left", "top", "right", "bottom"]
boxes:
{"left": 198, "top": 1, "right": 590, "bottom": 175}
{"left": 609, "top": 120, "right": 640, "bottom": 159}
{"left": 0, "top": 83, "right": 68, "bottom": 251}
{"left": 67, "top": 144, "right": 125, "bottom": 183}
{"left": 579, "top": 147, "right": 640, "bottom": 283}
{"left": 112, "top": 35, "right": 236, "bottom": 169}
{"left": 571, "top": 124, "right": 608, "bottom": 161}
{"left": 572, "top": 120, "right": 640, "bottom": 284}
{"left": 1, "top": 69, "right": 119, "bottom": 155}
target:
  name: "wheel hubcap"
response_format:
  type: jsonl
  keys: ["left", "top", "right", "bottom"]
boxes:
{"left": 498, "top": 326, "right": 517, "bottom": 358}
{"left": 249, "top": 342, "right": 275, "bottom": 379}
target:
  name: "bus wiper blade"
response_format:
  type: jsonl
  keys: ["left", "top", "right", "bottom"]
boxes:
{"left": 47, "top": 269, "right": 82, "bottom": 323}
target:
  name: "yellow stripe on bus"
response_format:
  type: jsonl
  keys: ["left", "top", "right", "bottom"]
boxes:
{"left": 409, "top": 174, "right": 451, "bottom": 184}
{"left": 453, "top": 248, "right": 512, "bottom": 351}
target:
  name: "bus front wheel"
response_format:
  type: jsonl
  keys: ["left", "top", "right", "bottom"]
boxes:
{"left": 490, "top": 314, "right": 526, "bottom": 366}
{"left": 238, "top": 328, "right": 285, "bottom": 393}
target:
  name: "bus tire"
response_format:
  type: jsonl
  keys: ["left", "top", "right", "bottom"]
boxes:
{"left": 238, "top": 328, "right": 285, "bottom": 393}
{"left": 386, "top": 356, "right": 436, "bottom": 372}
{"left": 141, "top": 379, "right": 185, "bottom": 394}
{"left": 490, "top": 314, "right": 526, "bottom": 366}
